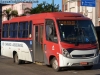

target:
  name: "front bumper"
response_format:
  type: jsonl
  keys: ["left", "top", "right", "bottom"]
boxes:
{"left": 59, "top": 54, "right": 99, "bottom": 67}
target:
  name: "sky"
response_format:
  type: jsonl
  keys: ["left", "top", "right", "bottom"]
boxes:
{"left": 33, "top": 0, "right": 62, "bottom": 10}
{"left": 1, "top": 0, "right": 62, "bottom": 10}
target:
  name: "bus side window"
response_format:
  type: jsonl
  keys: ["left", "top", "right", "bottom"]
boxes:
{"left": 18, "top": 21, "right": 28, "bottom": 38}
{"left": 18, "top": 22, "right": 23, "bottom": 38}
{"left": 45, "top": 19, "right": 58, "bottom": 43}
{"left": 2, "top": 24, "right": 9, "bottom": 38}
{"left": 14, "top": 23, "right": 18, "bottom": 38}
{"left": 9, "top": 23, "right": 18, "bottom": 38}
{"left": 23, "top": 22, "right": 28, "bottom": 38}
{"left": 29, "top": 21, "right": 32, "bottom": 38}
{"left": 9, "top": 23, "right": 13, "bottom": 38}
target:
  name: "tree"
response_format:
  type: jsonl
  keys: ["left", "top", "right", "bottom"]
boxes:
{"left": 2, "top": 8, "right": 18, "bottom": 20}
{"left": 22, "top": 1, "right": 61, "bottom": 16}
{"left": 11, "top": 10, "right": 18, "bottom": 17}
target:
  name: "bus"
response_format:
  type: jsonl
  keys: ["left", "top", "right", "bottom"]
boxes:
{"left": 1, "top": 12, "right": 99, "bottom": 71}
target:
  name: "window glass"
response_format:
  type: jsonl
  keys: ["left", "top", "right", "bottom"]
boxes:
{"left": 9, "top": 23, "right": 18, "bottom": 38}
{"left": 57, "top": 20, "right": 97, "bottom": 44}
{"left": 2, "top": 24, "right": 9, "bottom": 38}
{"left": 29, "top": 21, "right": 32, "bottom": 35}
{"left": 2, "top": 21, "right": 32, "bottom": 38}
{"left": 18, "top": 22, "right": 23, "bottom": 38}
{"left": 45, "top": 19, "right": 58, "bottom": 43}
{"left": 18, "top": 21, "right": 28, "bottom": 38}
{"left": 23, "top": 22, "right": 28, "bottom": 37}
{"left": 35, "top": 26, "right": 38, "bottom": 41}
{"left": 39, "top": 25, "right": 43, "bottom": 43}
{"left": 9, "top": 23, "right": 13, "bottom": 38}
{"left": 14, "top": 23, "right": 18, "bottom": 37}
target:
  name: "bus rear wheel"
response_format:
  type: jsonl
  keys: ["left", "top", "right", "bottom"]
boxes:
{"left": 83, "top": 65, "right": 93, "bottom": 70}
{"left": 51, "top": 57, "right": 61, "bottom": 72}
{"left": 14, "top": 53, "right": 21, "bottom": 64}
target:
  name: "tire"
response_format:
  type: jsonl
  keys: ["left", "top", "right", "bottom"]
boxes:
{"left": 21, "top": 60, "right": 25, "bottom": 64}
{"left": 14, "top": 53, "right": 22, "bottom": 64}
{"left": 83, "top": 65, "right": 93, "bottom": 70}
{"left": 51, "top": 57, "right": 61, "bottom": 72}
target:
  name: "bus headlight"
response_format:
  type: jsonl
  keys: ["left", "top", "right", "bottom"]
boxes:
{"left": 62, "top": 48, "right": 71, "bottom": 58}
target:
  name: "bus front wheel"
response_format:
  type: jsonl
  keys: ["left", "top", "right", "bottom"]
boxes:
{"left": 51, "top": 57, "right": 61, "bottom": 72}
{"left": 14, "top": 53, "right": 21, "bottom": 64}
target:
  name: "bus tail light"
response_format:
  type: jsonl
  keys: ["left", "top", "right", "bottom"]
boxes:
{"left": 62, "top": 48, "right": 71, "bottom": 58}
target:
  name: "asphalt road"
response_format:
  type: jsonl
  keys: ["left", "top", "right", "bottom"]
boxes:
{"left": 0, "top": 55, "right": 100, "bottom": 75}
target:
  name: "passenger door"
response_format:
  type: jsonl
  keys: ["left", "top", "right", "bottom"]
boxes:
{"left": 34, "top": 25, "right": 44, "bottom": 62}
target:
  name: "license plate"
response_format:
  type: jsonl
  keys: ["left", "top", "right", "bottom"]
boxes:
{"left": 80, "top": 62, "right": 87, "bottom": 65}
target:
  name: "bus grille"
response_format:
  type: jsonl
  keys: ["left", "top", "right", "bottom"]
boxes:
{"left": 72, "top": 54, "right": 94, "bottom": 58}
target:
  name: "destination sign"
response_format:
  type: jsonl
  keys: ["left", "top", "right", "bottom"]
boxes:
{"left": 58, "top": 21, "right": 76, "bottom": 25}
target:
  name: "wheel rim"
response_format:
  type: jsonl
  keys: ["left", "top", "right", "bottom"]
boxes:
{"left": 52, "top": 59, "right": 58, "bottom": 69}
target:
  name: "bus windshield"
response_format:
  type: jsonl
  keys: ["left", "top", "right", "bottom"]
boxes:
{"left": 57, "top": 20, "right": 97, "bottom": 44}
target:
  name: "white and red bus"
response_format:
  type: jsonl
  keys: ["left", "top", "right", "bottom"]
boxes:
{"left": 1, "top": 12, "right": 99, "bottom": 71}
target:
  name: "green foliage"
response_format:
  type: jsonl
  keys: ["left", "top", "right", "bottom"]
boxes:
{"left": 23, "top": 1, "right": 61, "bottom": 16}
{"left": 11, "top": 10, "right": 18, "bottom": 17}
{"left": 2, "top": 8, "right": 18, "bottom": 20}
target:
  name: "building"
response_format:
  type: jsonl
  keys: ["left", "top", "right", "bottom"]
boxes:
{"left": 2, "top": 2, "right": 32, "bottom": 21}
{"left": 62, "top": 0, "right": 100, "bottom": 26}
{"left": 0, "top": 4, "right": 9, "bottom": 27}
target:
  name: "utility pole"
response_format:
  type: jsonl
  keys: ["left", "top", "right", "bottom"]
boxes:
{"left": 95, "top": 0, "right": 98, "bottom": 26}
{"left": 52, "top": 0, "right": 54, "bottom": 12}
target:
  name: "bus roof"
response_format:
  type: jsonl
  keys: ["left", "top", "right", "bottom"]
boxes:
{"left": 2, "top": 12, "right": 90, "bottom": 23}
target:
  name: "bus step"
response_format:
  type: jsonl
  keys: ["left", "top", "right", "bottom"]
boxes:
{"left": 35, "top": 62, "right": 44, "bottom": 65}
